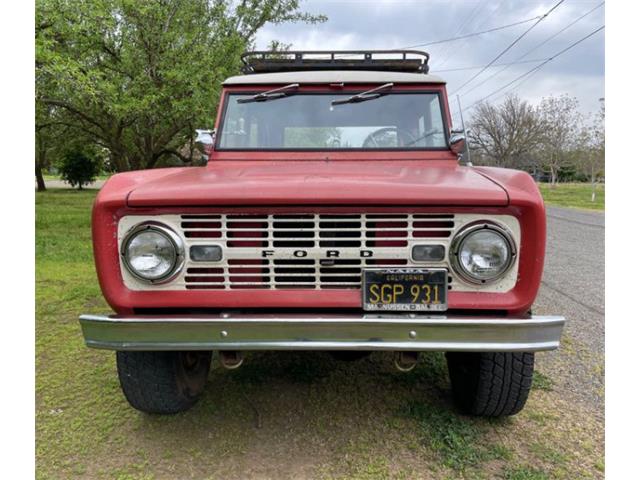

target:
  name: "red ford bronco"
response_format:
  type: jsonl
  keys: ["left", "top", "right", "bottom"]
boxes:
{"left": 79, "top": 51, "right": 565, "bottom": 416}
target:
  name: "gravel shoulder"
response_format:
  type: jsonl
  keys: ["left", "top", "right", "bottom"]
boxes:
{"left": 535, "top": 206, "right": 605, "bottom": 415}
{"left": 37, "top": 179, "right": 105, "bottom": 189}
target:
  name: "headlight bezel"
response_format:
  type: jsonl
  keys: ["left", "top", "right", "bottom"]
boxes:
{"left": 121, "top": 222, "right": 185, "bottom": 284}
{"left": 449, "top": 222, "right": 517, "bottom": 285}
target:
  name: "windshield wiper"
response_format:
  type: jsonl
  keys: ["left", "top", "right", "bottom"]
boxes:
{"left": 331, "top": 83, "right": 394, "bottom": 106}
{"left": 237, "top": 83, "right": 299, "bottom": 104}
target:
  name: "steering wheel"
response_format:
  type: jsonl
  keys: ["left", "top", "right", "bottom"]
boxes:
{"left": 404, "top": 128, "right": 440, "bottom": 147}
{"left": 362, "top": 127, "right": 417, "bottom": 148}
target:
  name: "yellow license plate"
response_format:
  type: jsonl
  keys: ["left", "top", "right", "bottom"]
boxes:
{"left": 362, "top": 269, "right": 448, "bottom": 311}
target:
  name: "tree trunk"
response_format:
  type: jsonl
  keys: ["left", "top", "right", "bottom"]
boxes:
{"left": 35, "top": 161, "right": 46, "bottom": 191}
{"left": 549, "top": 168, "right": 558, "bottom": 188}
{"left": 109, "top": 150, "right": 130, "bottom": 172}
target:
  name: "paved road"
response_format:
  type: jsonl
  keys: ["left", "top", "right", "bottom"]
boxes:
{"left": 535, "top": 206, "right": 605, "bottom": 416}
{"left": 37, "top": 179, "right": 105, "bottom": 189}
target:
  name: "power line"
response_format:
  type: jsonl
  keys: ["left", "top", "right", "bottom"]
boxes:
{"left": 453, "top": 65, "right": 547, "bottom": 117}
{"left": 432, "top": 0, "right": 486, "bottom": 69}
{"left": 515, "top": 1, "right": 603, "bottom": 61}
{"left": 432, "top": 58, "right": 547, "bottom": 73}
{"left": 336, "top": 15, "right": 543, "bottom": 60}
{"left": 435, "top": 0, "right": 507, "bottom": 70}
{"left": 454, "top": 25, "right": 605, "bottom": 117}
{"left": 402, "top": 16, "right": 543, "bottom": 49}
{"left": 503, "top": 66, "right": 547, "bottom": 96}
{"left": 473, "top": 25, "right": 605, "bottom": 107}
{"left": 450, "top": 0, "right": 566, "bottom": 95}
{"left": 456, "top": 1, "right": 604, "bottom": 97}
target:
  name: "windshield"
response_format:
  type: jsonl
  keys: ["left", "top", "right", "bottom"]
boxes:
{"left": 217, "top": 91, "right": 447, "bottom": 150}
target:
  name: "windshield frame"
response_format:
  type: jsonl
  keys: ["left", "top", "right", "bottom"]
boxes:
{"left": 214, "top": 87, "right": 451, "bottom": 152}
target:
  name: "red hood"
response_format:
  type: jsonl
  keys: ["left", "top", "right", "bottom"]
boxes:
{"left": 125, "top": 160, "right": 508, "bottom": 207}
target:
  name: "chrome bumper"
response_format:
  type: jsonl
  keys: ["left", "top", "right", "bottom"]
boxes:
{"left": 78, "top": 313, "right": 565, "bottom": 352}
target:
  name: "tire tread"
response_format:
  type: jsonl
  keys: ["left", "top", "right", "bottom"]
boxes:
{"left": 446, "top": 351, "right": 534, "bottom": 417}
{"left": 116, "top": 351, "right": 210, "bottom": 414}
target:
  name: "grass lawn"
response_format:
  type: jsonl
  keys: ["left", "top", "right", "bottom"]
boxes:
{"left": 36, "top": 190, "right": 603, "bottom": 479}
{"left": 538, "top": 183, "right": 605, "bottom": 211}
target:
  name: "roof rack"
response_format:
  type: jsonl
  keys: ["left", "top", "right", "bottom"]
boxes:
{"left": 240, "top": 50, "right": 430, "bottom": 75}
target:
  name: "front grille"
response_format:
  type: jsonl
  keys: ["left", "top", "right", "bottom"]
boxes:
{"left": 180, "top": 213, "right": 455, "bottom": 290}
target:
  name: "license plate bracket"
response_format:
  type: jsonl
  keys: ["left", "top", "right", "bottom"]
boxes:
{"left": 362, "top": 268, "right": 448, "bottom": 312}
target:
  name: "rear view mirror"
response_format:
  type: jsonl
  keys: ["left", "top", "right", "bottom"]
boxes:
{"left": 195, "top": 129, "right": 215, "bottom": 146}
{"left": 449, "top": 134, "right": 466, "bottom": 155}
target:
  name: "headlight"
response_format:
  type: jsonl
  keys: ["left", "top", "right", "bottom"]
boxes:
{"left": 450, "top": 223, "right": 516, "bottom": 284}
{"left": 122, "top": 223, "right": 184, "bottom": 283}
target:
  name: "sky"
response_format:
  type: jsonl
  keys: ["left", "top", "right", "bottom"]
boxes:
{"left": 254, "top": 0, "right": 605, "bottom": 127}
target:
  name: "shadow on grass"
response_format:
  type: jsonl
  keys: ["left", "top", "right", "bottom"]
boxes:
{"left": 133, "top": 350, "right": 455, "bottom": 431}
{"left": 127, "top": 351, "right": 513, "bottom": 476}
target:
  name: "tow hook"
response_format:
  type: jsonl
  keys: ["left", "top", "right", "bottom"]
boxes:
{"left": 394, "top": 351, "right": 419, "bottom": 372}
{"left": 219, "top": 351, "right": 244, "bottom": 369}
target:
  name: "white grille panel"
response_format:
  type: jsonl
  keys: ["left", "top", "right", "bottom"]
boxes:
{"left": 180, "top": 213, "right": 453, "bottom": 290}
{"left": 117, "top": 213, "right": 521, "bottom": 293}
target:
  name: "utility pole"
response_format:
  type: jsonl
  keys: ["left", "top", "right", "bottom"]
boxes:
{"left": 456, "top": 95, "right": 472, "bottom": 165}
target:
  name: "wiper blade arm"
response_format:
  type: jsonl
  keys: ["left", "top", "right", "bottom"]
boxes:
{"left": 237, "top": 83, "right": 299, "bottom": 104}
{"left": 331, "top": 83, "right": 394, "bottom": 106}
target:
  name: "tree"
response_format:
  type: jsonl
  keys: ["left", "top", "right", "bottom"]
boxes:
{"left": 59, "top": 148, "right": 102, "bottom": 190}
{"left": 285, "top": 127, "right": 342, "bottom": 147}
{"left": 35, "top": 109, "right": 54, "bottom": 191}
{"left": 35, "top": 0, "right": 325, "bottom": 172}
{"left": 574, "top": 100, "right": 605, "bottom": 201}
{"left": 537, "top": 95, "right": 584, "bottom": 187}
{"left": 468, "top": 94, "right": 544, "bottom": 169}
{"left": 35, "top": 71, "right": 72, "bottom": 191}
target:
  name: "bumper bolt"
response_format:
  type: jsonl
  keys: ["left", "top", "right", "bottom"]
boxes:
{"left": 220, "top": 330, "right": 228, "bottom": 338}
{"left": 409, "top": 330, "right": 417, "bottom": 339}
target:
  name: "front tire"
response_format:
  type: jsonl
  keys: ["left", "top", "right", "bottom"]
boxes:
{"left": 446, "top": 352, "right": 534, "bottom": 417}
{"left": 116, "top": 351, "right": 212, "bottom": 414}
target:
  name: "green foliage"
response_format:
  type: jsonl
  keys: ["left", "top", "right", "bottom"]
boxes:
{"left": 403, "top": 401, "right": 487, "bottom": 471}
{"left": 488, "top": 444, "right": 515, "bottom": 461}
{"left": 36, "top": 0, "right": 325, "bottom": 172}
{"left": 532, "top": 371, "right": 554, "bottom": 391}
{"left": 529, "top": 442, "right": 569, "bottom": 466}
{"left": 503, "top": 466, "right": 548, "bottom": 480}
{"left": 59, "top": 148, "right": 102, "bottom": 189}
{"left": 284, "top": 127, "right": 342, "bottom": 147}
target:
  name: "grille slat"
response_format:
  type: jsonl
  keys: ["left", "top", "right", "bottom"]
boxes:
{"left": 179, "top": 213, "right": 455, "bottom": 290}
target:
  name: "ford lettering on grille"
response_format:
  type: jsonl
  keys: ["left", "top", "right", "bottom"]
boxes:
{"left": 180, "top": 213, "right": 455, "bottom": 290}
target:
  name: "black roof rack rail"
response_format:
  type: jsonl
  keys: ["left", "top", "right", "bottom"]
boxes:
{"left": 240, "top": 50, "right": 430, "bottom": 75}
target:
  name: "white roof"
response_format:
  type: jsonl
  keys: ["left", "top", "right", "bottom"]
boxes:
{"left": 223, "top": 70, "right": 445, "bottom": 85}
